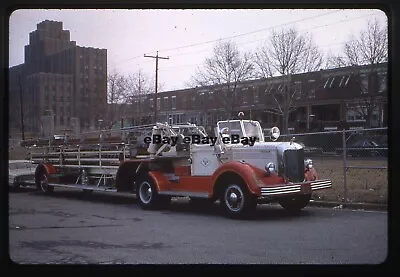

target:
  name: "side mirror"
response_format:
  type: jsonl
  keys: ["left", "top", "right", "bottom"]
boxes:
{"left": 270, "top": 126, "right": 280, "bottom": 141}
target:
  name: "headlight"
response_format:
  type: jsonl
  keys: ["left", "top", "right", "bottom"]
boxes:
{"left": 270, "top": 127, "right": 280, "bottom": 141}
{"left": 304, "top": 158, "right": 313, "bottom": 169}
{"left": 265, "top": 162, "right": 276, "bottom": 174}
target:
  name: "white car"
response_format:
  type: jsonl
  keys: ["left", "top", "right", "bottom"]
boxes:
{"left": 8, "top": 160, "right": 37, "bottom": 189}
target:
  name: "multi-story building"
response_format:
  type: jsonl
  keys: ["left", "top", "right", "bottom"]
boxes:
{"left": 9, "top": 20, "right": 107, "bottom": 136}
{"left": 125, "top": 62, "right": 387, "bottom": 134}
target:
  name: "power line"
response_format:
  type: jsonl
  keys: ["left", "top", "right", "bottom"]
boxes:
{"left": 121, "top": 10, "right": 378, "bottom": 68}
{"left": 144, "top": 10, "right": 343, "bottom": 56}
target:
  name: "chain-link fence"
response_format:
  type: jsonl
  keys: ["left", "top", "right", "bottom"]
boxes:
{"left": 275, "top": 127, "right": 388, "bottom": 204}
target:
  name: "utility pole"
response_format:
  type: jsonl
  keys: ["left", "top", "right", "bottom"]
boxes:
{"left": 18, "top": 75, "right": 25, "bottom": 140}
{"left": 144, "top": 51, "right": 169, "bottom": 123}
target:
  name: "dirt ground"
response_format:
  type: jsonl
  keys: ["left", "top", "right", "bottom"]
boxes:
{"left": 311, "top": 156, "right": 388, "bottom": 204}
{"left": 9, "top": 146, "right": 388, "bottom": 204}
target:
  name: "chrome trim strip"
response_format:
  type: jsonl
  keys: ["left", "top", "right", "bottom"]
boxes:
{"left": 158, "top": 190, "right": 209, "bottom": 198}
{"left": 261, "top": 188, "right": 301, "bottom": 194}
{"left": 311, "top": 184, "right": 332, "bottom": 190}
{"left": 261, "top": 189, "right": 301, "bottom": 196}
{"left": 261, "top": 185, "right": 301, "bottom": 192}
{"left": 260, "top": 179, "right": 332, "bottom": 196}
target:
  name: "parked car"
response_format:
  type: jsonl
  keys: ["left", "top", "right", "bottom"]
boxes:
{"left": 298, "top": 142, "right": 323, "bottom": 156}
{"left": 337, "top": 138, "right": 388, "bottom": 157}
{"left": 8, "top": 160, "right": 37, "bottom": 189}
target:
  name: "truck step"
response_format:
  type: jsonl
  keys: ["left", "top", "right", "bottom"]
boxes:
{"left": 48, "top": 183, "right": 118, "bottom": 192}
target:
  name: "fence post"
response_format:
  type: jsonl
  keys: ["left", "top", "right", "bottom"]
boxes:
{"left": 342, "top": 129, "right": 348, "bottom": 203}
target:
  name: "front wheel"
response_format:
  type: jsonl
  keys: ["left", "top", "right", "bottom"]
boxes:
{"left": 220, "top": 183, "right": 257, "bottom": 219}
{"left": 278, "top": 194, "right": 311, "bottom": 212}
{"left": 135, "top": 174, "right": 170, "bottom": 210}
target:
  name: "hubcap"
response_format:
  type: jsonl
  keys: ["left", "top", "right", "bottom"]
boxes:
{"left": 139, "top": 181, "right": 152, "bottom": 204}
{"left": 225, "top": 185, "right": 244, "bottom": 212}
{"left": 40, "top": 175, "right": 48, "bottom": 192}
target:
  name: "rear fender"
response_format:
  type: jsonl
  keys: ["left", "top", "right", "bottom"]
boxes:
{"left": 34, "top": 163, "right": 58, "bottom": 187}
{"left": 35, "top": 163, "right": 57, "bottom": 176}
{"left": 115, "top": 161, "right": 143, "bottom": 192}
{"left": 147, "top": 171, "right": 170, "bottom": 192}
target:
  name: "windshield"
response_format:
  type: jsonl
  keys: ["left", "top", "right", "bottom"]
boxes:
{"left": 218, "top": 121, "right": 243, "bottom": 137}
{"left": 242, "top": 121, "right": 263, "bottom": 141}
{"left": 217, "top": 120, "right": 264, "bottom": 141}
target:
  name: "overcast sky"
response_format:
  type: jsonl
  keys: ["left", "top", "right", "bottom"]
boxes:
{"left": 9, "top": 8, "right": 387, "bottom": 92}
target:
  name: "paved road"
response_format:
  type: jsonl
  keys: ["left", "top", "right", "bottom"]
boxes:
{"left": 8, "top": 188, "right": 387, "bottom": 264}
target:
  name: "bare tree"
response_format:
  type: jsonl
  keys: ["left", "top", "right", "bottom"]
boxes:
{"left": 190, "top": 40, "right": 255, "bottom": 118}
{"left": 255, "top": 27, "right": 323, "bottom": 133}
{"left": 126, "top": 70, "right": 154, "bottom": 125}
{"left": 325, "top": 51, "right": 348, "bottom": 69}
{"left": 327, "top": 18, "right": 388, "bottom": 127}
{"left": 344, "top": 18, "right": 388, "bottom": 66}
{"left": 106, "top": 70, "right": 128, "bottom": 129}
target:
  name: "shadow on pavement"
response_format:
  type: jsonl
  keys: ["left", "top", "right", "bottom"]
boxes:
{"left": 16, "top": 189, "right": 315, "bottom": 221}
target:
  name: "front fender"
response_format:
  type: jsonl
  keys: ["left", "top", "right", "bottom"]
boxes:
{"left": 211, "top": 161, "right": 262, "bottom": 195}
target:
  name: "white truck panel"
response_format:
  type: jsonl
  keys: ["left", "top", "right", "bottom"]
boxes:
{"left": 190, "top": 144, "right": 221, "bottom": 176}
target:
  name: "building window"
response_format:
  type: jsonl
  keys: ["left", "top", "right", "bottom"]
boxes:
{"left": 324, "top": 77, "right": 336, "bottom": 89}
{"left": 182, "top": 95, "right": 187, "bottom": 109}
{"left": 171, "top": 96, "right": 177, "bottom": 109}
{"left": 199, "top": 92, "right": 205, "bottom": 106}
{"left": 308, "top": 80, "right": 316, "bottom": 99}
{"left": 191, "top": 95, "right": 196, "bottom": 107}
{"left": 360, "top": 74, "right": 368, "bottom": 94}
{"left": 149, "top": 98, "right": 154, "bottom": 109}
{"left": 294, "top": 81, "right": 302, "bottom": 99}
{"left": 242, "top": 93, "right": 247, "bottom": 105}
{"left": 209, "top": 91, "right": 214, "bottom": 102}
{"left": 157, "top": 98, "right": 161, "bottom": 110}
{"left": 253, "top": 90, "right": 259, "bottom": 103}
{"left": 163, "top": 97, "right": 169, "bottom": 109}
{"left": 344, "top": 75, "right": 350, "bottom": 87}
{"left": 378, "top": 72, "right": 387, "bottom": 93}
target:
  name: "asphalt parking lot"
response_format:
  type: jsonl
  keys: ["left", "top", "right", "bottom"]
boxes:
{"left": 8, "top": 188, "right": 388, "bottom": 264}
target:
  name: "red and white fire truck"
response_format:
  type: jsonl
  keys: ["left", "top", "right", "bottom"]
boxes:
{"left": 21, "top": 114, "right": 332, "bottom": 218}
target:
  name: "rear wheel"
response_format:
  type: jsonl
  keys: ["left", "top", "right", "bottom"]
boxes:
{"left": 220, "top": 183, "right": 257, "bottom": 219}
{"left": 278, "top": 194, "right": 311, "bottom": 212}
{"left": 36, "top": 172, "right": 54, "bottom": 193}
{"left": 135, "top": 174, "right": 170, "bottom": 210}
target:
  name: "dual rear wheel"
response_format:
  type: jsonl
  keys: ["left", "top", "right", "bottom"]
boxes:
{"left": 35, "top": 172, "right": 54, "bottom": 193}
{"left": 135, "top": 174, "right": 170, "bottom": 210}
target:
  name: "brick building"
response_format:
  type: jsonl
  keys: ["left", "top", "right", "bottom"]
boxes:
{"left": 124, "top": 62, "right": 387, "bottom": 134}
{"left": 9, "top": 20, "right": 107, "bottom": 136}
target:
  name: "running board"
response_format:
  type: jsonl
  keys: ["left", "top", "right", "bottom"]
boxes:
{"left": 158, "top": 190, "right": 209, "bottom": 198}
{"left": 48, "top": 183, "right": 118, "bottom": 192}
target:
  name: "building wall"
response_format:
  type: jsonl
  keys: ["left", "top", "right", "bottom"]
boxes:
{"left": 126, "top": 62, "right": 387, "bottom": 132}
{"left": 9, "top": 20, "right": 107, "bottom": 135}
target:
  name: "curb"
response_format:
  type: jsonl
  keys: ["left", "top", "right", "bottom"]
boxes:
{"left": 308, "top": 200, "right": 387, "bottom": 211}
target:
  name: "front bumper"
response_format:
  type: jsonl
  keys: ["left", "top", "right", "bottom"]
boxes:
{"left": 260, "top": 179, "right": 332, "bottom": 196}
